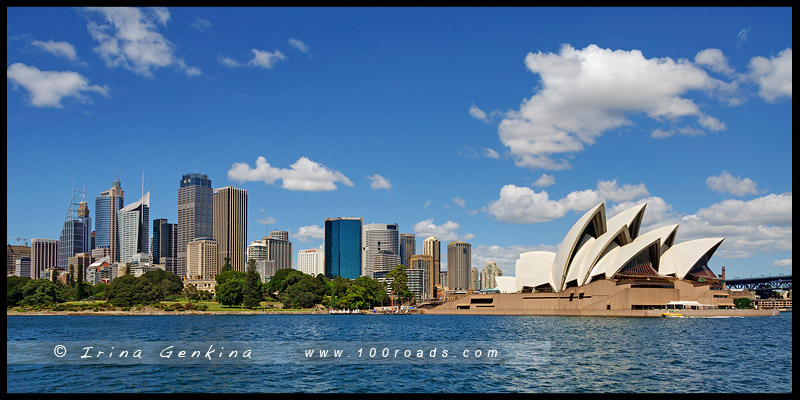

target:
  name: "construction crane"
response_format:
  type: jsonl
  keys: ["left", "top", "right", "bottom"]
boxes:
{"left": 7, "top": 237, "right": 28, "bottom": 246}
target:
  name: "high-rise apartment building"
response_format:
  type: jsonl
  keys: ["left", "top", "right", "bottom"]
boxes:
{"left": 57, "top": 191, "right": 91, "bottom": 269}
{"left": 213, "top": 186, "right": 248, "bottom": 273}
{"left": 399, "top": 233, "right": 416, "bottom": 268}
{"left": 7, "top": 244, "right": 31, "bottom": 276}
{"left": 447, "top": 241, "right": 471, "bottom": 291}
{"left": 479, "top": 262, "right": 503, "bottom": 290}
{"left": 262, "top": 230, "right": 292, "bottom": 271}
{"left": 118, "top": 192, "right": 150, "bottom": 265}
{"left": 15, "top": 257, "right": 31, "bottom": 278}
{"left": 406, "top": 268, "right": 425, "bottom": 303}
{"left": 152, "top": 218, "right": 177, "bottom": 274}
{"left": 31, "top": 238, "right": 58, "bottom": 280}
{"left": 186, "top": 238, "right": 218, "bottom": 279}
{"left": 470, "top": 267, "right": 479, "bottom": 291}
{"left": 178, "top": 173, "right": 213, "bottom": 277}
{"left": 324, "top": 217, "right": 362, "bottom": 279}
{"left": 95, "top": 177, "right": 124, "bottom": 262}
{"left": 410, "top": 254, "right": 434, "bottom": 300}
{"left": 440, "top": 270, "right": 448, "bottom": 291}
{"left": 67, "top": 253, "right": 94, "bottom": 275}
{"left": 423, "top": 236, "right": 441, "bottom": 290}
{"left": 297, "top": 248, "right": 325, "bottom": 277}
{"left": 362, "top": 223, "right": 399, "bottom": 278}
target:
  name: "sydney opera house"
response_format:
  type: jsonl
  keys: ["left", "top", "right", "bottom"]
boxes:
{"left": 429, "top": 202, "right": 745, "bottom": 316}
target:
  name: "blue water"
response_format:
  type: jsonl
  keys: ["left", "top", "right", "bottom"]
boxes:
{"left": 6, "top": 313, "right": 792, "bottom": 393}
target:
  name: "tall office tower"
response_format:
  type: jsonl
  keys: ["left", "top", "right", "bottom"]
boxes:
{"left": 447, "top": 241, "right": 471, "bottom": 291}
{"left": 248, "top": 240, "right": 277, "bottom": 279}
{"left": 90, "top": 231, "right": 95, "bottom": 251}
{"left": 152, "top": 219, "right": 177, "bottom": 274}
{"left": 7, "top": 244, "right": 31, "bottom": 276}
{"left": 247, "top": 241, "right": 268, "bottom": 263}
{"left": 470, "top": 267, "right": 479, "bottom": 291}
{"left": 186, "top": 238, "right": 218, "bottom": 279}
{"left": 57, "top": 189, "right": 92, "bottom": 269}
{"left": 297, "top": 248, "right": 325, "bottom": 276}
{"left": 178, "top": 173, "right": 213, "bottom": 278}
{"left": 423, "top": 236, "right": 441, "bottom": 290}
{"left": 439, "top": 270, "right": 448, "bottom": 291}
{"left": 479, "top": 262, "right": 503, "bottom": 290}
{"left": 213, "top": 186, "right": 248, "bottom": 273}
{"left": 15, "top": 257, "right": 31, "bottom": 278}
{"left": 362, "top": 223, "right": 400, "bottom": 278}
{"left": 399, "top": 233, "right": 416, "bottom": 268}
{"left": 262, "top": 230, "right": 292, "bottom": 270}
{"left": 95, "top": 177, "right": 124, "bottom": 262}
{"left": 118, "top": 192, "right": 150, "bottom": 265}
{"left": 406, "top": 268, "right": 425, "bottom": 302}
{"left": 324, "top": 217, "right": 362, "bottom": 279}
{"left": 410, "top": 254, "right": 434, "bottom": 300}
{"left": 31, "top": 238, "right": 58, "bottom": 280}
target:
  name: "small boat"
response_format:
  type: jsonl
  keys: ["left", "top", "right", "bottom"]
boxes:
{"left": 662, "top": 311, "right": 683, "bottom": 317}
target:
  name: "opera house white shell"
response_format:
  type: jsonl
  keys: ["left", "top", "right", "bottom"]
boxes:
{"left": 500, "top": 202, "right": 723, "bottom": 293}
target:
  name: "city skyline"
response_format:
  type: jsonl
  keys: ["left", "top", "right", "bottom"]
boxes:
{"left": 6, "top": 7, "right": 792, "bottom": 280}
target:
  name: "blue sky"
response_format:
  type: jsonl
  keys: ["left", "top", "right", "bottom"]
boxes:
{"left": 7, "top": 7, "right": 792, "bottom": 280}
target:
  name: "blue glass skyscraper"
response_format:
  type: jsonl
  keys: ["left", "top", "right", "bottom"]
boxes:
{"left": 95, "top": 177, "right": 124, "bottom": 262}
{"left": 324, "top": 217, "right": 362, "bottom": 279}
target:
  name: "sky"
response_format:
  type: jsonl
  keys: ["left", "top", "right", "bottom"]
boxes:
{"left": 7, "top": 7, "right": 792, "bottom": 280}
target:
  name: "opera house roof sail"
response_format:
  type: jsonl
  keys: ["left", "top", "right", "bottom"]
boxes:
{"left": 505, "top": 202, "right": 724, "bottom": 293}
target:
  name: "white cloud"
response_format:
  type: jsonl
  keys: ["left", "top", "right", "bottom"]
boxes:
{"left": 772, "top": 259, "right": 791, "bottom": 267}
{"left": 532, "top": 173, "right": 555, "bottom": 187}
{"left": 497, "top": 44, "right": 731, "bottom": 170}
{"left": 706, "top": 171, "right": 761, "bottom": 196}
{"left": 228, "top": 156, "right": 354, "bottom": 191}
{"left": 256, "top": 216, "right": 277, "bottom": 226}
{"left": 288, "top": 38, "right": 311, "bottom": 55}
{"left": 651, "top": 129, "right": 675, "bottom": 139}
{"left": 453, "top": 196, "right": 466, "bottom": 207}
{"left": 31, "top": 40, "right": 81, "bottom": 62}
{"left": 294, "top": 225, "right": 325, "bottom": 242}
{"left": 413, "top": 219, "right": 473, "bottom": 242}
{"left": 424, "top": 199, "right": 431, "bottom": 209}
{"left": 219, "top": 49, "right": 286, "bottom": 69}
{"left": 484, "top": 148, "right": 500, "bottom": 159}
{"left": 694, "top": 192, "right": 792, "bottom": 227}
{"left": 748, "top": 48, "right": 792, "bottom": 102}
{"left": 191, "top": 17, "right": 211, "bottom": 32}
{"left": 737, "top": 28, "right": 751, "bottom": 44}
{"left": 7, "top": 63, "right": 110, "bottom": 108}
{"left": 695, "top": 48, "right": 735, "bottom": 75}
{"left": 84, "top": 7, "right": 200, "bottom": 77}
{"left": 488, "top": 179, "right": 649, "bottom": 224}
{"left": 469, "top": 102, "right": 489, "bottom": 122}
{"left": 367, "top": 174, "right": 392, "bottom": 190}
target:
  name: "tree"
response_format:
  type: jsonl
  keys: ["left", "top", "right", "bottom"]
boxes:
{"left": 386, "top": 265, "right": 414, "bottom": 304}
{"left": 216, "top": 268, "right": 246, "bottom": 287}
{"left": 75, "top": 263, "right": 87, "bottom": 300}
{"left": 734, "top": 298, "right": 753, "bottom": 309}
{"left": 280, "top": 276, "right": 326, "bottom": 309}
{"left": 123, "top": 263, "right": 131, "bottom": 276}
{"left": 106, "top": 275, "right": 160, "bottom": 307}
{"left": 141, "top": 269, "right": 183, "bottom": 301}
{"left": 68, "top": 264, "right": 75, "bottom": 286}
{"left": 183, "top": 283, "right": 200, "bottom": 302}
{"left": 7, "top": 276, "right": 32, "bottom": 306}
{"left": 222, "top": 257, "right": 232, "bottom": 272}
{"left": 21, "top": 279, "right": 66, "bottom": 306}
{"left": 242, "top": 259, "right": 263, "bottom": 309}
{"left": 93, "top": 282, "right": 110, "bottom": 300}
{"left": 216, "top": 279, "right": 244, "bottom": 307}
{"left": 51, "top": 269, "right": 60, "bottom": 282}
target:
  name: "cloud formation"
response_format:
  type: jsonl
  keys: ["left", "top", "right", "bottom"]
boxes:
{"left": 228, "top": 156, "right": 354, "bottom": 191}
{"left": 413, "top": 219, "right": 474, "bottom": 242}
{"left": 84, "top": 7, "right": 200, "bottom": 77}
{"left": 469, "top": 103, "right": 489, "bottom": 122}
{"left": 497, "top": 44, "right": 731, "bottom": 170}
{"left": 7, "top": 63, "right": 110, "bottom": 108}
{"left": 532, "top": 173, "right": 555, "bottom": 187}
{"left": 748, "top": 47, "right": 792, "bottom": 102}
{"left": 772, "top": 259, "right": 791, "bottom": 267}
{"left": 294, "top": 225, "right": 325, "bottom": 242}
{"left": 191, "top": 17, "right": 211, "bottom": 32}
{"left": 367, "top": 174, "right": 392, "bottom": 190}
{"left": 488, "top": 179, "right": 649, "bottom": 223}
{"left": 288, "top": 38, "right": 311, "bottom": 55}
{"left": 471, "top": 244, "right": 558, "bottom": 277}
{"left": 218, "top": 49, "right": 286, "bottom": 69}
{"left": 706, "top": 171, "right": 761, "bottom": 196}
{"left": 256, "top": 216, "right": 277, "bottom": 226}
{"left": 31, "top": 40, "right": 82, "bottom": 62}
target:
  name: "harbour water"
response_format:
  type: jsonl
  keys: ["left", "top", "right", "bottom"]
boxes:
{"left": 6, "top": 313, "right": 792, "bottom": 393}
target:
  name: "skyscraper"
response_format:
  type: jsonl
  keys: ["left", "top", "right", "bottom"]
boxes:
{"left": 31, "top": 238, "right": 58, "bottom": 280}
{"left": 297, "top": 248, "right": 325, "bottom": 277}
{"left": 118, "top": 192, "right": 150, "bottom": 265}
{"left": 470, "top": 267, "right": 479, "bottom": 291}
{"left": 95, "top": 177, "right": 124, "bottom": 262}
{"left": 178, "top": 173, "right": 213, "bottom": 278}
{"left": 362, "top": 223, "right": 400, "bottom": 278}
{"left": 324, "top": 217, "right": 362, "bottom": 279}
{"left": 399, "top": 233, "right": 416, "bottom": 268}
{"left": 480, "top": 262, "right": 503, "bottom": 290}
{"left": 213, "top": 186, "right": 248, "bottom": 273}
{"left": 57, "top": 189, "right": 91, "bottom": 269}
{"left": 423, "top": 236, "right": 441, "bottom": 290}
{"left": 410, "top": 254, "right": 434, "bottom": 300}
{"left": 447, "top": 241, "right": 471, "bottom": 291}
{"left": 186, "top": 238, "right": 218, "bottom": 279}
{"left": 152, "top": 218, "right": 177, "bottom": 274}
{"left": 262, "top": 230, "right": 292, "bottom": 271}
